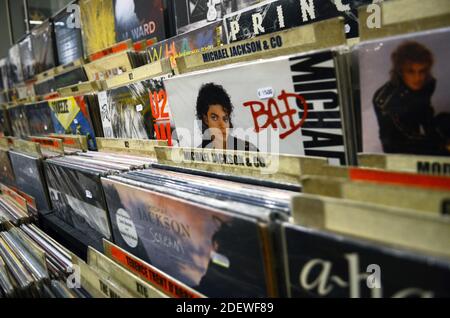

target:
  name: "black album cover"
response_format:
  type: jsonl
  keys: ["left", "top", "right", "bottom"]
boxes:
{"left": 31, "top": 21, "right": 56, "bottom": 74}
{"left": 174, "top": 0, "right": 260, "bottom": 35}
{"left": 358, "top": 27, "right": 450, "bottom": 157}
{"left": 25, "top": 101, "right": 55, "bottom": 136}
{"left": 102, "top": 177, "right": 270, "bottom": 297}
{"left": 54, "top": 67, "right": 88, "bottom": 90}
{"left": 97, "top": 81, "right": 154, "bottom": 140}
{"left": 114, "top": 0, "right": 166, "bottom": 43}
{"left": 9, "top": 151, "right": 51, "bottom": 213}
{"left": 53, "top": 6, "right": 85, "bottom": 65}
{"left": 18, "top": 34, "right": 35, "bottom": 80}
{"left": 8, "top": 105, "right": 30, "bottom": 138}
{"left": 34, "top": 77, "right": 57, "bottom": 96}
{"left": 281, "top": 222, "right": 450, "bottom": 298}
{"left": 0, "top": 106, "right": 11, "bottom": 137}
{"left": 223, "top": 0, "right": 372, "bottom": 43}
{"left": 44, "top": 160, "right": 112, "bottom": 251}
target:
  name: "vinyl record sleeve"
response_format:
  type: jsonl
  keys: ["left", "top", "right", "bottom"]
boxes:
{"left": 18, "top": 35, "right": 35, "bottom": 81}
{"left": 8, "top": 105, "right": 30, "bottom": 138}
{"left": 44, "top": 159, "right": 113, "bottom": 251}
{"left": 25, "top": 102, "right": 56, "bottom": 136}
{"left": 147, "top": 20, "right": 222, "bottom": 67}
{"left": 357, "top": 27, "right": 450, "bottom": 157}
{"left": 97, "top": 80, "right": 155, "bottom": 140}
{"left": 0, "top": 58, "right": 10, "bottom": 91}
{"left": 101, "top": 177, "right": 270, "bottom": 297}
{"left": 173, "top": 0, "right": 260, "bottom": 35}
{"left": 114, "top": 0, "right": 166, "bottom": 43}
{"left": 54, "top": 67, "right": 88, "bottom": 90}
{"left": 8, "top": 151, "right": 51, "bottom": 213}
{"left": 8, "top": 45, "right": 23, "bottom": 84}
{"left": 31, "top": 21, "right": 56, "bottom": 75}
{"left": 34, "top": 77, "right": 57, "bottom": 96}
{"left": 0, "top": 106, "right": 12, "bottom": 137}
{"left": 48, "top": 96, "right": 97, "bottom": 150}
{"left": 164, "top": 49, "right": 348, "bottom": 165}
{"left": 80, "top": 0, "right": 117, "bottom": 57}
{"left": 53, "top": 6, "right": 85, "bottom": 66}
{"left": 223, "top": 0, "right": 372, "bottom": 43}
{"left": 125, "top": 168, "right": 293, "bottom": 215}
{"left": 281, "top": 222, "right": 450, "bottom": 298}
{"left": 0, "top": 150, "right": 15, "bottom": 187}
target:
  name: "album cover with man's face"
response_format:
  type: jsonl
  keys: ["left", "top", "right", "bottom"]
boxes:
{"left": 357, "top": 27, "right": 450, "bottom": 157}
{"left": 164, "top": 49, "right": 348, "bottom": 165}
{"left": 101, "top": 176, "right": 269, "bottom": 297}
{"left": 114, "top": 0, "right": 166, "bottom": 43}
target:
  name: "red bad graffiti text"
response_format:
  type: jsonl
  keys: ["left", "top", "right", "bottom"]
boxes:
{"left": 243, "top": 90, "right": 308, "bottom": 139}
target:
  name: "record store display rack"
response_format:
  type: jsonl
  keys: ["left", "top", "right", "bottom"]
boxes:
{"left": 0, "top": 0, "right": 449, "bottom": 298}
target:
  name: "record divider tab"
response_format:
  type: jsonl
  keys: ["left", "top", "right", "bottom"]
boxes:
{"left": 48, "top": 134, "right": 86, "bottom": 152}
{"left": 103, "top": 58, "right": 172, "bottom": 90}
{"left": 57, "top": 80, "right": 105, "bottom": 98}
{"left": 11, "top": 139, "right": 43, "bottom": 159}
{"left": 359, "top": 0, "right": 450, "bottom": 41}
{"left": 358, "top": 153, "right": 450, "bottom": 175}
{"left": 176, "top": 17, "right": 347, "bottom": 75}
{"left": 154, "top": 146, "right": 328, "bottom": 187}
{"left": 96, "top": 137, "right": 168, "bottom": 159}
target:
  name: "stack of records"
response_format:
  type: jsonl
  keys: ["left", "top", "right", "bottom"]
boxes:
{"left": 0, "top": 185, "right": 32, "bottom": 226}
{"left": 0, "top": 224, "right": 91, "bottom": 298}
{"left": 8, "top": 138, "right": 63, "bottom": 215}
{"left": 43, "top": 151, "right": 152, "bottom": 252}
{"left": 100, "top": 162, "right": 293, "bottom": 297}
{"left": 119, "top": 167, "right": 295, "bottom": 215}
{"left": 279, "top": 159, "right": 450, "bottom": 297}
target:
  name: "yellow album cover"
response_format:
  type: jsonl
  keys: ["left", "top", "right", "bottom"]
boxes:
{"left": 80, "top": 0, "right": 117, "bottom": 57}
